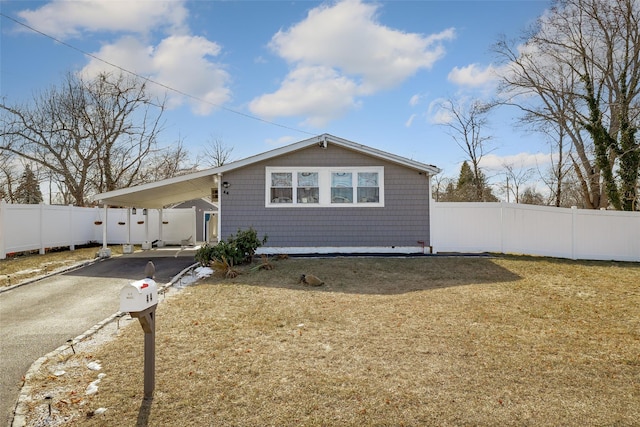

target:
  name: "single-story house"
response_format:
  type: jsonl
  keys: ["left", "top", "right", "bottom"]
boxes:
{"left": 95, "top": 134, "right": 441, "bottom": 254}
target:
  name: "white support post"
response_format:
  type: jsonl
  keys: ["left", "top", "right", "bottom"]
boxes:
{"left": 157, "top": 208, "right": 164, "bottom": 247}
{"left": 191, "top": 206, "right": 197, "bottom": 246}
{"left": 145, "top": 209, "right": 150, "bottom": 249}
{"left": 98, "top": 204, "right": 112, "bottom": 258}
{"left": 102, "top": 204, "right": 108, "bottom": 250}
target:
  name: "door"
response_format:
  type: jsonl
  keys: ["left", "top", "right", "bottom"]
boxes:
{"left": 204, "top": 212, "right": 218, "bottom": 242}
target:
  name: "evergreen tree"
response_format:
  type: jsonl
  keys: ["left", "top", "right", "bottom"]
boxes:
{"left": 456, "top": 161, "right": 498, "bottom": 202}
{"left": 14, "top": 166, "right": 43, "bottom": 204}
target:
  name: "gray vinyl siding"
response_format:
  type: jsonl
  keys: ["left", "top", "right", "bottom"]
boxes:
{"left": 220, "top": 144, "right": 432, "bottom": 248}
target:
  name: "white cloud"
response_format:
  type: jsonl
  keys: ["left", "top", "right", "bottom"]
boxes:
{"left": 480, "top": 152, "right": 551, "bottom": 171}
{"left": 409, "top": 94, "right": 423, "bottom": 107}
{"left": 405, "top": 114, "right": 417, "bottom": 127}
{"left": 249, "top": 65, "right": 361, "bottom": 127}
{"left": 18, "top": 0, "right": 189, "bottom": 39}
{"left": 81, "top": 35, "right": 232, "bottom": 115}
{"left": 250, "top": 0, "right": 455, "bottom": 127}
{"left": 17, "top": 0, "right": 232, "bottom": 116}
{"left": 448, "top": 63, "right": 500, "bottom": 88}
{"left": 265, "top": 135, "right": 297, "bottom": 147}
{"left": 426, "top": 97, "right": 453, "bottom": 125}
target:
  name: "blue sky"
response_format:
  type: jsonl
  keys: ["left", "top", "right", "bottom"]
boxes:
{"left": 1, "top": 0, "right": 553, "bottom": 192}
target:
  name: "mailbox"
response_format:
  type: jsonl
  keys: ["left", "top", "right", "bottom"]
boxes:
{"left": 120, "top": 279, "right": 158, "bottom": 313}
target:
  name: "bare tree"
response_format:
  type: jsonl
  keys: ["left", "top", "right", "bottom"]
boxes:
{"left": 536, "top": 124, "right": 574, "bottom": 207}
{"left": 438, "top": 98, "right": 495, "bottom": 201}
{"left": 502, "top": 161, "right": 535, "bottom": 203}
{"left": 0, "top": 150, "right": 19, "bottom": 202}
{"left": 200, "top": 135, "right": 234, "bottom": 168}
{"left": 494, "top": 0, "right": 640, "bottom": 210}
{"left": 139, "top": 138, "right": 195, "bottom": 183}
{"left": 431, "top": 173, "right": 450, "bottom": 202}
{"left": 1, "top": 72, "right": 165, "bottom": 206}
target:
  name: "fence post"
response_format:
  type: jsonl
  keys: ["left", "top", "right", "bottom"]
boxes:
{"left": 500, "top": 202, "right": 505, "bottom": 254}
{"left": 571, "top": 206, "right": 577, "bottom": 260}
{"left": 69, "top": 204, "right": 75, "bottom": 251}
{"left": 39, "top": 203, "right": 45, "bottom": 255}
{"left": 0, "top": 201, "right": 5, "bottom": 260}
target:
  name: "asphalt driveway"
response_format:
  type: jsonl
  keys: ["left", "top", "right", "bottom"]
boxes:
{"left": 0, "top": 249, "right": 198, "bottom": 426}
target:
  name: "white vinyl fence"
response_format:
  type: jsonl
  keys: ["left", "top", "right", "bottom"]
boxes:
{"left": 1, "top": 201, "right": 638, "bottom": 262}
{"left": 431, "top": 202, "right": 639, "bottom": 262}
{"left": 0, "top": 202, "right": 196, "bottom": 259}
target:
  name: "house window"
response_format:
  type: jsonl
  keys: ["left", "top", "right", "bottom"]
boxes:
{"left": 297, "top": 172, "right": 319, "bottom": 204}
{"left": 331, "top": 172, "right": 353, "bottom": 203}
{"left": 266, "top": 167, "right": 384, "bottom": 207}
{"left": 270, "top": 172, "right": 292, "bottom": 203}
{"left": 357, "top": 172, "right": 379, "bottom": 203}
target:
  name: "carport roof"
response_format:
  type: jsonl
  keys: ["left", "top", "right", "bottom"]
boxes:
{"left": 94, "top": 134, "right": 441, "bottom": 208}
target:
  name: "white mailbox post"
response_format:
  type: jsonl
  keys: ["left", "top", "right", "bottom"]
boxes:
{"left": 119, "top": 261, "right": 158, "bottom": 400}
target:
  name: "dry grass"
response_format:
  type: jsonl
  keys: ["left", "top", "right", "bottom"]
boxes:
{"left": 0, "top": 245, "right": 133, "bottom": 288}
{"left": 23, "top": 256, "right": 640, "bottom": 426}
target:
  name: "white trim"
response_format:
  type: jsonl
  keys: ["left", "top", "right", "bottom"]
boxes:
{"left": 265, "top": 166, "right": 384, "bottom": 208}
{"left": 94, "top": 133, "right": 440, "bottom": 208}
{"left": 257, "top": 246, "right": 425, "bottom": 255}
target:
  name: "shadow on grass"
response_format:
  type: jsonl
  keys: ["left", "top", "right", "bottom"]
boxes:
{"left": 136, "top": 398, "right": 152, "bottom": 427}
{"left": 221, "top": 256, "right": 522, "bottom": 295}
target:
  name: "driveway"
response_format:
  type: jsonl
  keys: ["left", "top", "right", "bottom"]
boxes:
{"left": 0, "top": 248, "right": 198, "bottom": 426}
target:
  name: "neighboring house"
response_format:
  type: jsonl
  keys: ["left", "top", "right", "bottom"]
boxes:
{"left": 170, "top": 198, "right": 218, "bottom": 243}
{"left": 95, "top": 134, "right": 441, "bottom": 254}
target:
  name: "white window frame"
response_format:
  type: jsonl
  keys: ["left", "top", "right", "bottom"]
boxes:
{"left": 265, "top": 166, "right": 384, "bottom": 207}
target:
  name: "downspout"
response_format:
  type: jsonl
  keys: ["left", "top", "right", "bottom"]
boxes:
{"left": 427, "top": 172, "right": 435, "bottom": 254}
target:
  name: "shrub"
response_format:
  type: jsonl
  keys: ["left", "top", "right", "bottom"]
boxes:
{"left": 195, "top": 227, "right": 268, "bottom": 267}
{"left": 211, "top": 256, "right": 239, "bottom": 278}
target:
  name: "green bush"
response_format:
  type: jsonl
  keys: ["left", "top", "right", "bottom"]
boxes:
{"left": 195, "top": 227, "right": 267, "bottom": 266}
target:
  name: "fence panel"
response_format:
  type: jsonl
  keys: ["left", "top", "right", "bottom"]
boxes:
{"left": 431, "top": 202, "right": 503, "bottom": 253}
{"left": 2, "top": 201, "right": 638, "bottom": 261}
{"left": 431, "top": 202, "right": 639, "bottom": 262}
{"left": 574, "top": 209, "right": 640, "bottom": 262}
{"left": 1, "top": 203, "right": 43, "bottom": 255}
{"left": 501, "top": 204, "right": 574, "bottom": 258}
{"left": 0, "top": 203, "right": 197, "bottom": 259}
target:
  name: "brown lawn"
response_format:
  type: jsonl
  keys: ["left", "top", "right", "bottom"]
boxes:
{"left": 21, "top": 256, "right": 640, "bottom": 426}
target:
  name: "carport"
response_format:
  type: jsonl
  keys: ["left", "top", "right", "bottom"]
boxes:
{"left": 94, "top": 168, "right": 223, "bottom": 254}
{"left": 93, "top": 148, "right": 281, "bottom": 252}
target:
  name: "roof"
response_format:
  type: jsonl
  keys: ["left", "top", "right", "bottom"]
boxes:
{"left": 94, "top": 134, "right": 441, "bottom": 208}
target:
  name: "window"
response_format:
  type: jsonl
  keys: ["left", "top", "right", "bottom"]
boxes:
{"left": 266, "top": 167, "right": 383, "bottom": 207}
{"left": 331, "top": 172, "right": 353, "bottom": 203}
{"left": 357, "top": 172, "right": 379, "bottom": 203}
{"left": 297, "top": 172, "right": 319, "bottom": 204}
{"left": 270, "top": 172, "right": 292, "bottom": 203}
